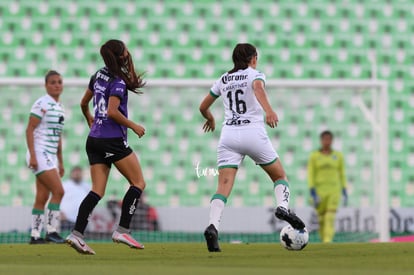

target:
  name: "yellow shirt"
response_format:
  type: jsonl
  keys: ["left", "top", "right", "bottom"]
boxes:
{"left": 307, "top": 150, "right": 347, "bottom": 192}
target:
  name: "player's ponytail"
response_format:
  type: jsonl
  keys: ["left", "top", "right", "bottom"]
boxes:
{"left": 228, "top": 43, "right": 257, "bottom": 74}
{"left": 100, "top": 39, "right": 145, "bottom": 94}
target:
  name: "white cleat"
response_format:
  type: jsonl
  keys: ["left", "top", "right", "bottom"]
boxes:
{"left": 112, "top": 231, "right": 144, "bottom": 249}
{"left": 66, "top": 233, "right": 96, "bottom": 255}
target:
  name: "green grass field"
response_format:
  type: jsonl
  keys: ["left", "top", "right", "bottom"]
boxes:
{"left": 0, "top": 243, "right": 413, "bottom": 275}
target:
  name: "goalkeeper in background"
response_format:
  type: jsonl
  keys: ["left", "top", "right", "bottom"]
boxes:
{"left": 307, "top": 130, "right": 347, "bottom": 243}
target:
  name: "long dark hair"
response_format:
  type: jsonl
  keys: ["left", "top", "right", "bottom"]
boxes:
{"left": 100, "top": 39, "right": 145, "bottom": 93}
{"left": 228, "top": 43, "right": 257, "bottom": 74}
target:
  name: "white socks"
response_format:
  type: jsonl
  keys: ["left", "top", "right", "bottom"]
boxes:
{"left": 207, "top": 181, "right": 290, "bottom": 232}
{"left": 31, "top": 212, "right": 44, "bottom": 238}
{"left": 31, "top": 204, "right": 61, "bottom": 238}
{"left": 46, "top": 209, "right": 60, "bottom": 233}
{"left": 274, "top": 180, "right": 290, "bottom": 209}
{"left": 208, "top": 195, "right": 227, "bottom": 230}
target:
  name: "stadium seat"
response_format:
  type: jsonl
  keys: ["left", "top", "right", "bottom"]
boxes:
{"left": 0, "top": 0, "right": 410, "bottom": 207}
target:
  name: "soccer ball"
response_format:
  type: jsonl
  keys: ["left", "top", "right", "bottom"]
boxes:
{"left": 280, "top": 225, "right": 309, "bottom": 251}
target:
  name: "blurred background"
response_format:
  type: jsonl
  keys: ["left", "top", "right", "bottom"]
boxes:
{"left": 0, "top": 0, "right": 413, "bottom": 243}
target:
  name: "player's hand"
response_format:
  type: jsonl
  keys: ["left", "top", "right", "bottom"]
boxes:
{"left": 132, "top": 124, "right": 145, "bottom": 138}
{"left": 265, "top": 110, "right": 279, "bottom": 128}
{"left": 59, "top": 165, "right": 65, "bottom": 178}
{"left": 87, "top": 116, "right": 94, "bottom": 128}
{"left": 28, "top": 156, "right": 38, "bottom": 171}
{"left": 310, "top": 188, "right": 320, "bottom": 208}
{"left": 203, "top": 118, "right": 215, "bottom": 132}
{"left": 342, "top": 188, "right": 348, "bottom": 207}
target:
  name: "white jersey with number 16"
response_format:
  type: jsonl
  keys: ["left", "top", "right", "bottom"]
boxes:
{"left": 210, "top": 67, "right": 266, "bottom": 128}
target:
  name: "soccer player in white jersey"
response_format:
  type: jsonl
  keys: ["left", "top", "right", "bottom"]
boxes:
{"left": 199, "top": 43, "right": 305, "bottom": 252}
{"left": 26, "top": 70, "right": 66, "bottom": 244}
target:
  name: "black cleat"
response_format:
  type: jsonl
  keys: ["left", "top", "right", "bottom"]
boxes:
{"left": 46, "top": 232, "right": 65, "bottom": 244}
{"left": 204, "top": 224, "right": 221, "bottom": 252}
{"left": 275, "top": 206, "right": 306, "bottom": 230}
{"left": 29, "top": 237, "right": 47, "bottom": 244}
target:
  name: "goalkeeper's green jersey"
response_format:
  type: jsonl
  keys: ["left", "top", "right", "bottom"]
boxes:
{"left": 307, "top": 150, "right": 347, "bottom": 192}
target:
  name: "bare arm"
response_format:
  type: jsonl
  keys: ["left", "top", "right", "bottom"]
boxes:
{"left": 253, "top": 80, "right": 278, "bottom": 128}
{"left": 80, "top": 89, "right": 94, "bottom": 128}
{"left": 25, "top": 116, "right": 41, "bottom": 169}
{"left": 199, "top": 93, "right": 217, "bottom": 132}
{"left": 57, "top": 138, "right": 64, "bottom": 177}
{"left": 107, "top": 96, "right": 145, "bottom": 138}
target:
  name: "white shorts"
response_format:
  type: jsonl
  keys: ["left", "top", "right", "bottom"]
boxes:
{"left": 217, "top": 126, "right": 279, "bottom": 169}
{"left": 26, "top": 150, "right": 58, "bottom": 175}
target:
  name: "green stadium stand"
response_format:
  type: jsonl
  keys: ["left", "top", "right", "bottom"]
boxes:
{"left": 0, "top": 0, "right": 412, "bottom": 208}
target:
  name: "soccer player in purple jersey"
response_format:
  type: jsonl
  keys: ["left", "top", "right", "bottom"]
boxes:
{"left": 66, "top": 40, "right": 146, "bottom": 255}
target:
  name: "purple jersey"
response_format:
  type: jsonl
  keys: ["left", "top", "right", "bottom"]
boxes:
{"left": 88, "top": 67, "right": 128, "bottom": 140}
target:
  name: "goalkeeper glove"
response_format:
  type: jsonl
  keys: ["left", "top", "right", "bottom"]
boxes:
{"left": 310, "top": 188, "right": 320, "bottom": 208}
{"left": 342, "top": 188, "right": 348, "bottom": 207}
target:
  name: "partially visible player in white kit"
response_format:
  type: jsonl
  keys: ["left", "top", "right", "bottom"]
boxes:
{"left": 26, "top": 70, "right": 66, "bottom": 244}
{"left": 199, "top": 43, "right": 305, "bottom": 252}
